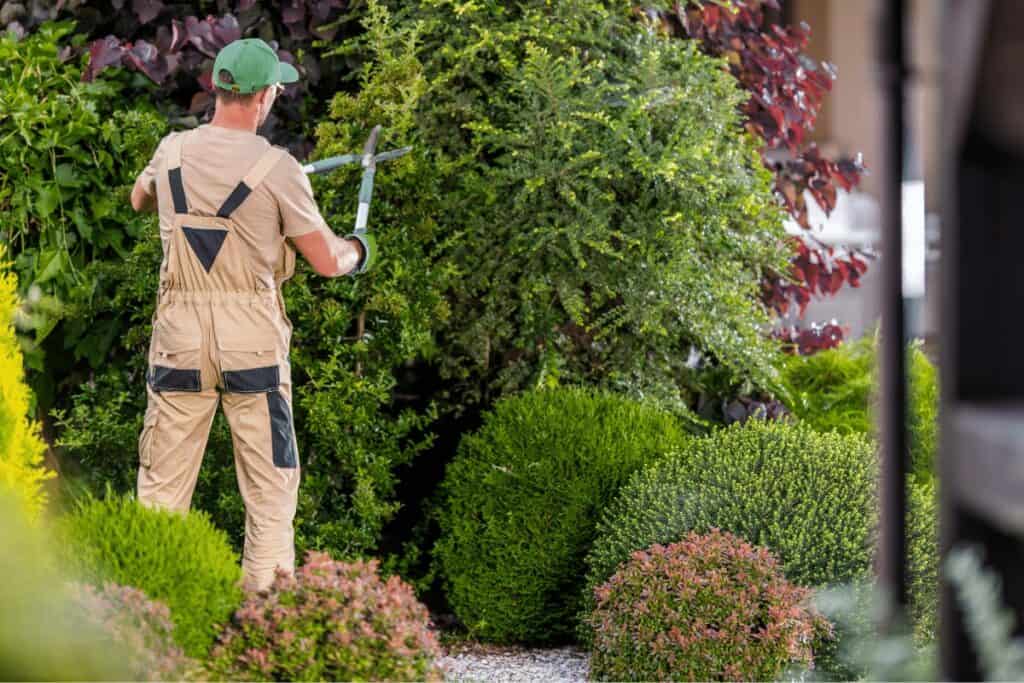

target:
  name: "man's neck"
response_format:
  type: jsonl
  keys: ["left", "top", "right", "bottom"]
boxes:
{"left": 210, "top": 107, "right": 259, "bottom": 133}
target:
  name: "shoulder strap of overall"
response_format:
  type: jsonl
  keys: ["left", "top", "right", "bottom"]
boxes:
{"left": 164, "top": 132, "right": 188, "bottom": 215}
{"left": 216, "top": 145, "right": 287, "bottom": 219}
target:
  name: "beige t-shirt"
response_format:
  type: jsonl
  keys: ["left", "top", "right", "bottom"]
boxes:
{"left": 136, "top": 124, "right": 332, "bottom": 281}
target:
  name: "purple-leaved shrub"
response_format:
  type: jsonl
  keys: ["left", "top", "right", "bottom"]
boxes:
{"left": 205, "top": 551, "right": 443, "bottom": 681}
{"left": 70, "top": 581, "right": 193, "bottom": 681}
{"left": 586, "top": 529, "right": 830, "bottom": 682}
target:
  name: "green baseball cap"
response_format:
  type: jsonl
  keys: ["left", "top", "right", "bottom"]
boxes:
{"left": 212, "top": 38, "right": 300, "bottom": 94}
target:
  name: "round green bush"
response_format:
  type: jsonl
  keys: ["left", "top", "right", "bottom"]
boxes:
{"left": 586, "top": 529, "right": 827, "bottom": 681}
{"left": 434, "top": 386, "right": 691, "bottom": 644}
{"left": 205, "top": 551, "right": 443, "bottom": 682}
{"left": 57, "top": 495, "right": 244, "bottom": 658}
{"left": 584, "top": 421, "right": 875, "bottom": 615}
{"left": 581, "top": 420, "right": 938, "bottom": 647}
{"left": 70, "top": 581, "right": 192, "bottom": 681}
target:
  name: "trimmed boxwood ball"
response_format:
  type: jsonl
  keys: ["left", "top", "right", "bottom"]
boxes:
{"left": 585, "top": 529, "right": 829, "bottom": 682}
{"left": 204, "top": 551, "right": 443, "bottom": 682}
{"left": 57, "top": 495, "right": 244, "bottom": 658}
{"left": 580, "top": 420, "right": 938, "bottom": 647}
{"left": 579, "top": 420, "right": 875, "bottom": 642}
{"left": 434, "top": 386, "right": 691, "bottom": 644}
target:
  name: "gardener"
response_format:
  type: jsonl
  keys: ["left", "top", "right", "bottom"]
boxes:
{"left": 129, "top": 38, "right": 371, "bottom": 591}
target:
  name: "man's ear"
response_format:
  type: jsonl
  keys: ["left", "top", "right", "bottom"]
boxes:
{"left": 258, "top": 85, "right": 273, "bottom": 107}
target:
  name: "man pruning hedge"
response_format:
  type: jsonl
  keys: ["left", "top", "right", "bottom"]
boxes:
{"left": 129, "top": 38, "right": 374, "bottom": 590}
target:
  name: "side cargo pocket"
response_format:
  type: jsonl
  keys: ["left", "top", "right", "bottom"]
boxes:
{"left": 138, "top": 404, "right": 160, "bottom": 468}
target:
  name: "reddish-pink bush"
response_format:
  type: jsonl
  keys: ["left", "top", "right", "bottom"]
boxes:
{"left": 70, "top": 581, "right": 192, "bottom": 681}
{"left": 205, "top": 551, "right": 443, "bottom": 681}
{"left": 586, "top": 529, "right": 830, "bottom": 682}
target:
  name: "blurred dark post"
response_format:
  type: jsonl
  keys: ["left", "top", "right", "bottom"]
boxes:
{"left": 938, "top": 0, "right": 1024, "bottom": 678}
{"left": 876, "top": 0, "right": 909, "bottom": 633}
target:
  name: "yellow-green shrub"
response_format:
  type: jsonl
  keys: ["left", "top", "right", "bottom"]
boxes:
{"left": 0, "top": 256, "right": 51, "bottom": 520}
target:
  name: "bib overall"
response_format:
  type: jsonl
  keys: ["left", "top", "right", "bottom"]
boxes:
{"left": 137, "top": 132, "right": 300, "bottom": 591}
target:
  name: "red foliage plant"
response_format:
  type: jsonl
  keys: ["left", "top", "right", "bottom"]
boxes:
{"left": 205, "top": 551, "right": 444, "bottom": 682}
{"left": 637, "top": 0, "right": 871, "bottom": 343}
{"left": 76, "top": 1, "right": 350, "bottom": 156}
{"left": 585, "top": 529, "right": 831, "bottom": 682}
{"left": 70, "top": 581, "right": 192, "bottom": 681}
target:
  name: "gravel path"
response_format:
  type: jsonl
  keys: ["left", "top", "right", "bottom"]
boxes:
{"left": 438, "top": 641, "right": 591, "bottom": 682}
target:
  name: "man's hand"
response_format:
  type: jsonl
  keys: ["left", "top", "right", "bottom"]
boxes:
{"left": 130, "top": 178, "right": 157, "bottom": 213}
{"left": 291, "top": 228, "right": 367, "bottom": 277}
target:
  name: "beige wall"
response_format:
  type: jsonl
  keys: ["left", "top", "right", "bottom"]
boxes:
{"left": 786, "top": 0, "right": 943, "bottom": 338}
{"left": 789, "top": 0, "right": 942, "bottom": 210}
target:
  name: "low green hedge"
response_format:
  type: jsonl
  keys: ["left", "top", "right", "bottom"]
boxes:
{"left": 57, "top": 495, "right": 244, "bottom": 658}
{"left": 434, "top": 386, "right": 691, "bottom": 644}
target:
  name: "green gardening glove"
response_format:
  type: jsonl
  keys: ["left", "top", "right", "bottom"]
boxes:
{"left": 345, "top": 231, "right": 376, "bottom": 276}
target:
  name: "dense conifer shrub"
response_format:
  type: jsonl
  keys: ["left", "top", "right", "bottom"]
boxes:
{"left": 585, "top": 529, "right": 828, "bottom": 682}
{"left": 434, "top": 386, "right": 691, "bottom": 644}
{"left": 781, "top": 335, "right": 939, "bottom": 482}
{"left": 907, "top": 478, "right": 939, "bottom": 642}
{"left": 204, "top": 551, "right": 443, "bottom": 682}
{"left": 584, "top": 421, "right": 875, "bottom": 598}
{"left": 57, "top": 495, "right": 243, "bottom": 658}
{"left": 0, "top": 254, "right": 51, "bottom": 521}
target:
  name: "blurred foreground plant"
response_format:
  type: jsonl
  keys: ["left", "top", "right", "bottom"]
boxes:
{"left": 0, "top": 491, "right": 157, "bottom": 680}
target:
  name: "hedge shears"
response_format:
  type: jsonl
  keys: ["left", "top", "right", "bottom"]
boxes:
{"left": 301, "top": 125, "right": 411, "bottom": 274}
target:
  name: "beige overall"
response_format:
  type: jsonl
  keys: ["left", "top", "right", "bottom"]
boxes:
{"left": 137, "top": 132, "right": 300, "bottom": 591}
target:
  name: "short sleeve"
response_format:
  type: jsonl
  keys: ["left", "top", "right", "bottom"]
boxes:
{"left": 135, "top": 132, "right": 176, "bottom": 197}
{"left": 270, "top": 152, "right": 332, "bottom": 238}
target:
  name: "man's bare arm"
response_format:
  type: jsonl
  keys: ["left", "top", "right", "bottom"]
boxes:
{"left": 291, "top": 229, "right": 365, "bottom": 277}
{"left": 130, "top": 178, "right": 157, "bottom": 213}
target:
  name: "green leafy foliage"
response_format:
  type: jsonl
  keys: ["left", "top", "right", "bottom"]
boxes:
{"left": 0, "top": 21, "right": 166, "bottom": 382}
{"left": 781, "top": 334, "right": 939, "bottom": 482}
{"left": 56, "top": 220, "right": 437, "bottom": 564}
{"left": 586, "top": 530, "right": 828, "bottom": 682}
{"left": 811, "top": 479, "right": 939, "bottom": 680}
{"left": 810, "top": 580, "right": 936, "bottom": 681}
{"left": 317, "top": 0, "right": 790, "bottom": 416}
{"left": 56, "top": 494, "right": 244, "bottom": 658}
{"left": 205, "top": 551, "right": 444, "bottom": 682}
{"left": 434, "top": 386, "right": 692, "bottom": 644}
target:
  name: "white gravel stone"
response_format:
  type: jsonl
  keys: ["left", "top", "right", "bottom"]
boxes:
{"left": 438, "top": 643, "right": 591, "bottom": 682}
